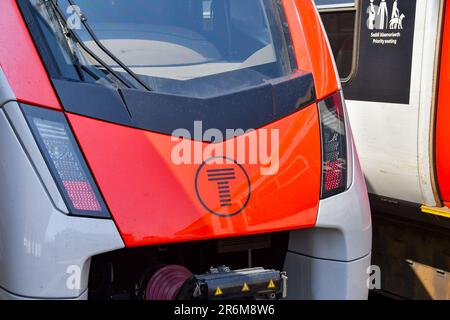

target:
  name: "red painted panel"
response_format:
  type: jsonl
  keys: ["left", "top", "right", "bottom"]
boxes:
{"left": 0, "top": 0, "right": 60, "bottom": 109}
{"left": 282, "top": 0, "right": 313, "bottom": 73}
{"left": 291, "top": 0, "right": 339, "bottom": 100}
{"left": 437, "top": 3, "right": 450, "bottom": 204}
{"left": 68, "top": 105, "right": 322, "bottom": 247}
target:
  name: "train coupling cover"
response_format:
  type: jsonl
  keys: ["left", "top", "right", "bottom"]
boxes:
{"left": 177, "top": 266, "right": 288, "bottom": 300}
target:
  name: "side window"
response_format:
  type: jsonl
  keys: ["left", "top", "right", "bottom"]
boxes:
{"left": 316, "top": 1, "right": 357, "bottom": 81}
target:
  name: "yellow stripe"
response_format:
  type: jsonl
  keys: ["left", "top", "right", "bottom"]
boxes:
{"left": 421, "top": 205, "right": 450, "bottom": 219}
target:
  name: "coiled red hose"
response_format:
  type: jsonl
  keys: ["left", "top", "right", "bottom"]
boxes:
{"left": 145, "top": 265, "right": 192, "bottom": 300}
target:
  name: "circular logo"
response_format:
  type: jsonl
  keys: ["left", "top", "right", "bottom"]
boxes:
{"left": 195, "top": 157, "right": 251, "bottom": 218}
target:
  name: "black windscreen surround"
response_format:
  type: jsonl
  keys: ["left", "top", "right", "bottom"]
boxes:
{"left": 53, "top": 72, "right": 315, "bottom": 141}
{"left": 19, "top": 0, "right": 316, "bottom": 140}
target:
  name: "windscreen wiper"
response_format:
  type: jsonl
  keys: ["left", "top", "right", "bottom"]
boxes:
{"left": 47, "top": 0, "right": 138, "bottom": 89}
{"left": 41, "top": 0, "right": 85, "bottom": 81}
{"left": 65, "top": 0, "right": 152, "bottom": 91}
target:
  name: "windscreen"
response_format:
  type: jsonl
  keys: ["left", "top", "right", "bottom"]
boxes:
{"left": 29, "top": 0, "right": 297, "bottom": 97}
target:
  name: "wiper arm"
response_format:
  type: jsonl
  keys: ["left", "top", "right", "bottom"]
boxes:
{"left": 47, "top": 0, "right": 136, "bottom": 89}
{"left": 66, "top": 0, "right": 152, "bottom": 91}
{"left": 41, "top": 0, "right": 85, "bottom": 81}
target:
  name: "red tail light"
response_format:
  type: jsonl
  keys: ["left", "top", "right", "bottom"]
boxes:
{"left": 62, "top": 181, "right": 102, "bottom": 212}
{"left": 318, "top": 91, "right": 347, "bottom": 198}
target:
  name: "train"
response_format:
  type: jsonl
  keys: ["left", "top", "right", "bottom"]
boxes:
{"left": 0, "top": 0, "right": 371, "bottom": 300}
{"left": 317, "top": 0, "right": 449, "bottom": 299}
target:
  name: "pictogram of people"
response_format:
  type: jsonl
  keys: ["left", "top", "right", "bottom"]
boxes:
{"left": 391, "top": 0, "right": 400, "bottom": 20}
{"left": 389, "top": 0, "right": 405, "bottom": 29}
{"left": 377, "top": 0, "right": 389, "bottom": 30}
{"left": 368, "top": 0, "right": 376, "bottom": 30}
{"left": 367, "top": 0, "right": 405, "bottom": 30}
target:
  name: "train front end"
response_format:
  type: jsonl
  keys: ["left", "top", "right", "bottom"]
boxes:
{"left": 0, "top": 0, "right": 371, "bottom": 300}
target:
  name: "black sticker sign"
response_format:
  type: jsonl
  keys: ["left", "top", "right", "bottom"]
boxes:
{"left": 343, "top": 0, "right": 417, "bottom": 104}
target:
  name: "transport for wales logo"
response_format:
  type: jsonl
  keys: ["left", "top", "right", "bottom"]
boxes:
{"left": 367, "top": 0, "right": 405, "bottom": 30}
{"left": 171, "top": 121, "right": 278, "bottom": 217}
{"left": 195, "top": 157, "right": 251, "bottom": 218}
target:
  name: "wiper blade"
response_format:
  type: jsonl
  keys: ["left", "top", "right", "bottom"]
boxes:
{"left": 41, "top": 0, "right": 85, "bottom": 81}
{"left": 47, "top": 0, "right": 136, "bottom": 89}
{"left": 66, "top": 0, "right": 152, "bottom": 91}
